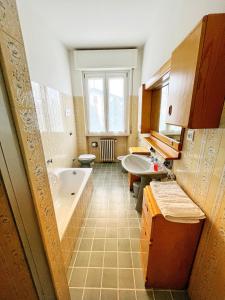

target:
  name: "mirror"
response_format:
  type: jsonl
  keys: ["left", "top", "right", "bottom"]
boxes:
{"left": 150, "top": 83, "right": 182, "bottom": 142}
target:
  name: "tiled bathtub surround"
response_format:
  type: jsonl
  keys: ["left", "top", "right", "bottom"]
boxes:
{"left": 68, "top": 163, "right": 189, "bottom": 300}
{"left": 32, "top": 81, "right": 77, "bottom": 168}
{"left": 61, "top": 178, "right": 93, "bottom": 270}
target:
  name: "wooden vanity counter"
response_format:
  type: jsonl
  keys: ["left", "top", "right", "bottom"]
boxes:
{"left": 140, "top": 186, "right": 204, "bottom": 289}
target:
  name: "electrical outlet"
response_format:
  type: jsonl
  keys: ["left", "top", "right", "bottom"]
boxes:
{"left": 187, "top": 129, "right": 195, "bottom": 142}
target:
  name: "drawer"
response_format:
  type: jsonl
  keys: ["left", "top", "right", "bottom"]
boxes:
{"left": 140, "top": 214, "right": 151, "bottom": 278}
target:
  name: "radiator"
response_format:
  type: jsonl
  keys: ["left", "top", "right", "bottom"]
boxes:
{"left": 100, "top": 139, "right": 115, "bottom": 162}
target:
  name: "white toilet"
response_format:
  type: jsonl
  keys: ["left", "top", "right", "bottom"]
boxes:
{"left": 78, "top": 154, "right": 96, "bottom": 167}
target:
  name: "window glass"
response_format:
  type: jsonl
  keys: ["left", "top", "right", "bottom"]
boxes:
{"left": 84, "top": 72, "right": 128, "bottom": 134}
{"left": 87, "top": 78, "right": 105, "bottom": 133}
{"left": 108, "top": 77, "right": 125, "bottom": 132}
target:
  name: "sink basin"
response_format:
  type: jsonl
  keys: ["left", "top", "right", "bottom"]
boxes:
{"left": 122, "top": 154, "right": 167, "bottom": 176}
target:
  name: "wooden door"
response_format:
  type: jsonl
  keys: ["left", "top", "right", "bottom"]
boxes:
{"left": 0, "top": 173, "right": 38, "bottom": 300}
{"left": 166, "top": 21, "right": 203, "bottom": 127}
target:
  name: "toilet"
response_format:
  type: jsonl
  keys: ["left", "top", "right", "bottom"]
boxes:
{"left": 78, "top": 154, "right": 96, "bottom": 167}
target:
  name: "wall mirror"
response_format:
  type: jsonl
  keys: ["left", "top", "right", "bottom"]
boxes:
{"left": 150, "top": 81, "right": 183, "bottom": 143}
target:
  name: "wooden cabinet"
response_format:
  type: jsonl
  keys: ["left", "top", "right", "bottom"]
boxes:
{"left": 140, "top": 186, "right": 204, "bottom": 289}
{"left": 167, "top": 14, "right": 225, "bottom": 128}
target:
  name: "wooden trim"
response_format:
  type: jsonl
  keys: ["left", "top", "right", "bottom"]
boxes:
{"left": 145, "top": 59, "right": 171, "bottom": 90}
{"left": 144, "top": 186, "right": 161, "bottom": 217}
{"left": 150, "top": 130, "right": 184, "bottom": 151}
{"left": 144, "top": 136, "right": 180, "bottom": 160}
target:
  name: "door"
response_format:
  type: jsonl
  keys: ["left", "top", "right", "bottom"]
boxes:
{"left": 166, "top": 22, "right": 203, "bottom": 127}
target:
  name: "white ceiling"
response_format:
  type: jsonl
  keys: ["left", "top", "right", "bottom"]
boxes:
{"left": 19, "top": 0, "right": 155, "bottom": 48}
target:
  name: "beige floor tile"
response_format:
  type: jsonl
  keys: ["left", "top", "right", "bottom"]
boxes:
{"left": 102, "top": 268, "right": 117, "bottom": 288}
{"left": 130, "top": 227, "right": 140, "bottom": 238}
{"left": 79, "top": 239, "right": 93, "bottom": 251}
{"left": 83, "top": 289, "right": 100, "bottom": 300}
{"left": 70, "top": 268, "right": 87, "bottom": 287}
{"left": 130, "top": 239, "right": 140, "bottom": 252}
{"left": 89, "top": 252, "right": 104, "bottom": 267}
{"left": 119, "top": 269, "right": 134, "bottom": 288}
{"left": 134, "top": 268, "right": 146, "bottom": 289}
{"left": 69, "top": 288, "right": 83, "bottom": 300}
{"left": 132, "top": 252, "right": 142, "bottom": 268}
{"left": 104, "top": 252, "right": 117, "bottom": 268}
{"left": 136, "top": 290, "right": 154, "bottom": 300}
{"left": 69, "top": 252, "right": 77, "bottom": 267}
{"left": 118, "top": 252, "right": 132, "bottom": 268}
{"left": 118, "top": 239, "right": 131, "bottom": 251}
{"left": 106, "top": 227, "right": 118, "bottom": 238}
{"left": 92, "top": 239, "right": 105, "bottom": 251}
{"left": 83, "top": 228, "right": 95, "bottom": 238}
{"left": 119, "top": 290, "right": 136, "bottom": 300}
{"left": 118, "top": 227, "right": 130, "bottom": 238}
{"left": 105, "top": 239, "right": 118, "bottom": 251}
{"left": 94, "top": 227, "right": 106, "bottom": 238}
{"left": 101, "top": 289, "right": 117, "bottom": 300}
{"left": 74, "top": 252, "right": 90, "bottom": 267}
{"left": 85, "top": 268, "right": 102, "bottom": 288}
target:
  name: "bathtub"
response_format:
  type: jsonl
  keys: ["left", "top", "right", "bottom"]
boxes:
{"left": 48, "top": 168, "right": 93, "bottom": 269}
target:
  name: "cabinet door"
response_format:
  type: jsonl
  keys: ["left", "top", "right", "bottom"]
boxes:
{"left": 166, "top": 22, "right": 203, "bottom": 127}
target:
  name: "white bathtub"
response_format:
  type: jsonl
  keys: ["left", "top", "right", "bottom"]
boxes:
{"left": 48, "top": 168, "right": 92, "bottom": 239}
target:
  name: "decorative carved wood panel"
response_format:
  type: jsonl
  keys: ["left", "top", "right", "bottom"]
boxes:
{"left": 0, "top": 1, "right": 70, "bottom": 299}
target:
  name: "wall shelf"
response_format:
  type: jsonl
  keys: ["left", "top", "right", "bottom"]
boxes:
{"left": 145, "top": 136, "right": 180, "bottom": 160}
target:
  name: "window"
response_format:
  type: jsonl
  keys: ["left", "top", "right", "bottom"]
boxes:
{"left": 83, "top": 71, "right": 129, "bottom": 135}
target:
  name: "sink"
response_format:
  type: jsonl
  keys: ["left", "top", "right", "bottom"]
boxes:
{"left": 122, "top": 154, "right": 167, "bottom": 176}
{"left": 122, "top": 154, "right": 168, "bottom": 213}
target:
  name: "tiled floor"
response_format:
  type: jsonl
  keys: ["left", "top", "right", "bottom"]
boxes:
{"left": 68, "top": 163, "right": 189, "bottom": 300}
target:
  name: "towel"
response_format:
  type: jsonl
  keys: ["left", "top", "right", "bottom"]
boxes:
{"left": 150, "top": 181, "right": 205, "bottom": 224}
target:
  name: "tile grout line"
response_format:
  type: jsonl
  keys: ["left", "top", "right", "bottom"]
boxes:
{"left": 99, "top": 226, "right": 106, "bottom": 300}
{"left": 129, "top": 226, "right": 138, "bottom": 300}
{"left": 81, "top": 219, "right": 95, "bottom": 300}
{"left": 68, "top": 230, "right": 83, "bottom": 286}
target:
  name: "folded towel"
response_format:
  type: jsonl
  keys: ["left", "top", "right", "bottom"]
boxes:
{"left": 150, "top": 181, "right": 205, "bottom": 224}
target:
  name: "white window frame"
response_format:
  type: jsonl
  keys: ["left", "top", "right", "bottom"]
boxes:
{"left": 83, "top": 70, "right": 130, "bottom": 136}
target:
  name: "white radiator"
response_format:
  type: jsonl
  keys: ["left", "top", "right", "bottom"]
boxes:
{"left": 100, "top": 139, "right": 115, "bottom": 162}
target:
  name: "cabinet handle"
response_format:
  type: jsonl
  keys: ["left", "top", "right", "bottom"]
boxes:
{"left": 168, "top": 105, "right": 173, "bottom": 116}
{"left": 145, "top": 204, "right": 148, "bottom": 212}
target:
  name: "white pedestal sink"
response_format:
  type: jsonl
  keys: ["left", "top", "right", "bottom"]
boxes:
{"left": 122, "top": 154, "right": 168, "bottom": 212}
{"left": 122, "top": 154, "right": 167, "bottom": 176}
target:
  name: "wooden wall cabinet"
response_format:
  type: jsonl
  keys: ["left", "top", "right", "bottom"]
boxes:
{"left": 140, "top": 186, "right": 204, "bottom": 289}
{"left": 166, "top": 14, "right": 225, "bottom": 128}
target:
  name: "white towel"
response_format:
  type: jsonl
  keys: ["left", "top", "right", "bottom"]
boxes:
{"left": 150, "top": 181, "right": 205, "bottom": 224}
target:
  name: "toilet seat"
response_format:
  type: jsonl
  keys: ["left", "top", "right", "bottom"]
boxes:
{"left": 78, "top": 154, "right": 96, "bottom": 161}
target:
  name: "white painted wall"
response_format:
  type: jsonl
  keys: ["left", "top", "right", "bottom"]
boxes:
{"left": 142, "top": 0, "right": 225, "bottom": 82}
{"left": 17, "top": 0, "right": 72, "bottom": 95}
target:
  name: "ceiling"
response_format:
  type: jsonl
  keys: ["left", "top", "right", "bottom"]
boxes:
{"left": 18, "top": 0, "right": 155, "bottom": 48}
